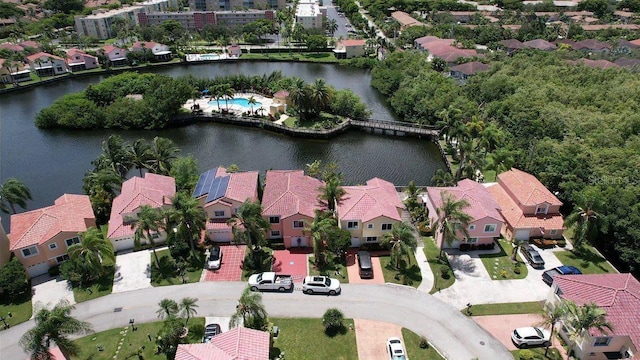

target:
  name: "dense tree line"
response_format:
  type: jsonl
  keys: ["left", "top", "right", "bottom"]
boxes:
{"left": 372, "top": 50, "right": 640, "bottom": 274}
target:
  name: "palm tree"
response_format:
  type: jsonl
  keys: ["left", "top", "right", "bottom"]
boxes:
{"left": 179, "top": 297, "right": 199, "bottom": 326}
{"left": 0, "top": 178, "right": 32, "bottom": 214}
{"left": 306, "top": 214, "right": 336, "bottom": 266}
{"left": 166, "top": 192, "right": 206, "bottom": 252}
{"left": 212, "top": 84, "right": 224, "bottom": 111}
{"left": 220, "top": 84, "right": 235, "bottom": 111}
{"left": 289, "top": 78, "right": 309, "bottom": 120}
{"left": 564, "top": 193, "right": 602, "bottom": 250}
{"left": 565, "top": 301, "right": 613, "bottom": 351}
{"left": 227, "top": 201, "right": 270, "bottom": 264}
{"left": 20, "top": 300, "right": 93, "bottom": 360}
{"left": 538, "top": 301, "right": 569, "bottom": 357}
{"left": 433, "top": 192, "right": 472, "bottom": 258}
{"left": 479, "top": 123, "right": 504, "bottom": 157}
{"left": 68, "top": 227, "right": 115, "bottom": 277}
{"left": 430, "top": 169, "right": 455, "bottom": 187}
{"left": 247, "top": 95, "right": 257, "bottom": 114}
{"left": 326, "top": 19, "right": 338, "bottom": 37}
{"left": 148, "top": 136, "right": 180, "bottom": 176}
{"left": 95, "top": 135, "right": 132, "bottom": 179}
{"left": 309, "top": 78, "right": 332, "bottom": 116}
{"left": 487, "top": 149, "right": 515, "bottom": 181}
{"left": 157, "top": 298, "right": 179, "bottom": 320}
{"left": 128, "top": 139, "right": 152, "bottom": 177}
{"left": 132, "top": 205, "right": 165, "bottom": 264}
{"left": 229, "top": 286, "right": 269, "bottom": 331}
{"left": 381, "top": 222, "right": 418, "bottom": 269}
{"left": 318, "top": 174, "right": 346, "bottom": 213}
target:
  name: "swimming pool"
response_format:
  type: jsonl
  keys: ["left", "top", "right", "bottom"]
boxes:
{"left": 200, "top": 54, "right": 221, "bottom": 61}
{"left": 208, "top": 98, "right": 262, "bottom": 109}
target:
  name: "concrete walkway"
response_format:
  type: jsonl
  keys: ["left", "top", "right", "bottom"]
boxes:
{"left": 1, "top": 283, "right": 513, "bottom": 360}
{"left": 30, "top": 275, "right": 75, "bottom": 315}
{"left": 415, "top": 241, "right": 434, "bottom": 293}
{"left": 112, "top": 249, "right": 152, "bottom": 293}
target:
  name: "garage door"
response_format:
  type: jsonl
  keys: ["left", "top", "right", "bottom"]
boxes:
{"left": 350, "top": 237, "right": 361, "bottom": 247}
{"left": 113, "top": 238, "right": 134, "bottom": 252}
{"left": 515, "top": 229, "right": 530, "bottom": 241}
{"left": 27, "top": 262, "right": 49, "bottom": 278}
{"left": 208, "top": 230, "right": 232, "bottom": 242}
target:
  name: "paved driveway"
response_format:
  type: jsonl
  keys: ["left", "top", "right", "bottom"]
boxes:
{"left": 31, "top": 275, "right": 75, "bottom": 313}
{"left": 203, "top": 245, "right": 246, "bottom": 282}
{"left": 346, "top": 250, "right": 385, "bottom": 284}
{"left": 354, "top": 319, "right": 403, "bottom": 360}
{"left": 272, "top": 249, "right": 309, "bottom": 282}
{"left": 112, "top": 249, "right": 152, "bottom": 293}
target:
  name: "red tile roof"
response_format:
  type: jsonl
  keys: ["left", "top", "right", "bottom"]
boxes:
{"left": 132, "top": 41, "right": 158, "bottom": 50}
{"left": 26, "top": 52, "right": 64, "bottom": 62}
{"left": 487, "top": 182, "right": 564, "bottom": 231}
{"left": 212, "top": 167, "right": 259, "bottom": 204}
{"left": 274, "top": 90, "right": 289, "bottom": 98}
{"left": 339, "top": 178, "right": 403, "bottom": 222}
{"left": 573, "top": 39, "right": 611, "bottom": 51}
{"left": 102, "top": 45, "right": 126, "bottom": 54}
{"left": 175, "top": 327, "right": 270, "bottom": 360}
{"left": 107, "top": 173, "right": 175, "bottom": 239}
{"left": 341, "top": 39, "right": 366, "bottom": 47}
{"left": 262, "top": 170, "right": 324, "bottom": 220}
{"left": 0, "top": 42, "right": 24, "bottom": 52}
{"left": 19, "top": 41, "right": 40, "bottom": 49}
{"left": 450, "top": 61, "right": 489, "bottom": 75}
{"left": 555, "top": 274, "right": 640, "bottom": 348}
{"left": 523, "top": 39, "right": 557, "bottom": 51}
{"left": 571, "top": 58, "right": 619, "bottom": 70}
{"left": 9, "top": 194, "right": 95, "bottom": 251}
{"left": 500, "top": 39, "right": 525, "bottom": 49}
{"left": 497, "top": 168, "right": 562, "bottom": 207}
{"left": 427, "top": 179, "right": 502, "bottom": 222}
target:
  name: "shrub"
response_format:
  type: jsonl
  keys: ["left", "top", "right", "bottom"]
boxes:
{"left": 322, "top": 308, "right": 345, "bottom": 335}
{"left": 48, "top": 265, "right": 60, "bottom": 277}
{"left": 419, "top": 336, "right": 429, "bottom": 349}
{"left": 516, "top": 349, "right": 534, "bottom": 360}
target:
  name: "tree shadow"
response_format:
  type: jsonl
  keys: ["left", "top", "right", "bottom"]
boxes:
{"left": 151, "top": 256, "right": 178, "bottom": 284}
{"left": 571, "top": 248, "right": 612, "bottom": 272}
{"left": 324, "top": 324, "right": 347, "bottom": 337}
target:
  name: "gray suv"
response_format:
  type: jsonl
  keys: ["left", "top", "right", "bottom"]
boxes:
{"left": 520, "top": 245, "right": 545, "bottom": 269}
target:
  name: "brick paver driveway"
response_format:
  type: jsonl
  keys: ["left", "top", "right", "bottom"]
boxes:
{"left": 203, "top": 245, "right": 246, "bottom": 281}
{"left": 272, "top": 248, "right": 310, "bottom": 282}
{"left": 346, "top": 250, "right": 386, "bottom": 284}
{"left": 354, "top": 319, "right": 404, "bottom": 360}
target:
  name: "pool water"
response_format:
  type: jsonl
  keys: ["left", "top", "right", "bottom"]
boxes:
{"left": 208, "top": 98, "right": 261, "bottom": 108}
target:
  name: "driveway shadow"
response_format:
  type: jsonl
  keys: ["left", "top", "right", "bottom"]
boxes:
{"left": 448, "top": 254, "right": 480, "bottom": 277}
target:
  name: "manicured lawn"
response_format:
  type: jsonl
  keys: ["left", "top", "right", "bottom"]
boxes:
{"left": 379, "top": 252, "right": 422, "bottom": 288}
{"left": 241, "top": 247, "right": 273, "bottom": 281}
{"left": 511, "top": 347, "right": 563, "bottom": 360}
{"left": 240, "top": 52, "right": 341, "bottom": 63}
{"left": 480, "top": 239, "right": 528, "bottom": 280}
{"left": 462, "top": 301, "right": 544, "bottom": 316}
{"left": 553, "top": 246, "right": 617, "bottom": 274}
{"left": 270, "top": 317, "right": 357, "bottom": 360}
{"left": 151, "top": 249, "right": 204, "bottom": 286}
{"left": 73, "top": 264, "right": 115, "bottom": 303}
{"left": 0, "top": 292, "right": 32, "bottom": 329}
{"left": 71, "top": 318, "right": 205, "bottom": 360}
{"left": 402, "top": 328, "right": 445, "bottom": 359}
{"left": 309, "top": 256, "right": 349, "bottom": 283}
{"left": 423, "top": 237, "right": 455, "bottom": 294}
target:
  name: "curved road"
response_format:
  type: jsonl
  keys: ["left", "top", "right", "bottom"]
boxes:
{"left": 0, "top": 283, "right": 512, "bottom": 360}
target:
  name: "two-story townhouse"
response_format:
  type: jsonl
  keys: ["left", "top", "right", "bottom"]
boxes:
{"left": 193, "top": 167, "right": 259, "bottom": 242}
{"left": 0, "top": 216, "right": 10, "bottom": 266}
{"left": 8, "top": 194, "right": 96, "bottom": 278}
{"left": 26, "top": 52, "right": 67, "bottom": 77}
{"left": 425, "top": 179, "right": 503, "bottom": 250}
{"left": 261, "top": 170, "right": 324, "bottom": 248}
{"left": 337, "top": 178, "right": 405, "bottom": 247}
{"left": 107, "top": 173, "right": 176, "bottom": 252}
{"left": 65, "top": 48, "right": 99, "bottom": 72}
{"left": 130, "top": 41, "right": 172, "bottom": 62}
{"left": 487, "top": 168, "right": 564, "bottom": 242}
{"left": 547, "top": 274, "right": 639, "bottom": 360}
{"left": 100, "top": 45, "right": 128, "bottom": 67}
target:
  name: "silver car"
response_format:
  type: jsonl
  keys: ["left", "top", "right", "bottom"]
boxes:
{"left": 302, "top": 276, "right": 341, "bottom": 295}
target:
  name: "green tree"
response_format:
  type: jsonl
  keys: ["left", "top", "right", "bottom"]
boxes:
{"left": 20, "top": 300, "right": 93, "bottom": 360}
{"left": 0, "top": 178, "right": 32, "bottom": 214}
{"left": 564, "top": 189, "right": 603, "bottom": 250}
{"left": 229, "top": 287, "right": 269, "bottom": 331}
{"left": 128, "top": 139, "right": 152, "bottom": 177}
{"left": 166, "top": 192, "right": 206, "bottom": 252}
{"left": 82, "top": 168, "right": 122, "bottom": 225}
{"left": 66, "top": 227, "right": 115, "bottom": 284}
{"left": 308, "top": 78, "right": 332, "bottom": 116}
{"left": 318, "top": 174, "right": 346, "bottom": 213}
{"left": 94, "top": 135, "right": 132, "bottom": 180}
{"left": 381, "top": 222, "right": 418, "bottom": 270}
{"left": 430, "top": 168, "right": 455, "bottom": 187}
{"left": 148, "top": 136, "right": 180, "bottom": 176}
{"left": 538, "top": 301, "right": 568, "bottom": 357}
{"left": 433, "top": 192, "right": 472, "bottom": 258}
{"left": 565, "top": 301, "right": 613, "bottom": 349}
{"left": 247, "top": 95, "right": 257, "bottom": 114}
{"left": 179, "top": 297, "right": 199, "bottom": 326}
{"left": 322, "top": 308, "right": 344, "bottom": 334}
{"left": 155, "top": 317, "right": 185, "bottom": 360}
{"left": 157, "top": 298, "right": 179, "bottom": 320}
{"left": 0, "top": 257, "right": 29, "bottom": 299}
{"left": 131, "top": 205, "right": 165, "bottom": 264}
{"left": 227, "top": 201, "right": 270, "bottom": 266}
{"left": 306, "top": 35, "right": 327, "bottom": 53}
{"left": 170, "top": 155, "right": 200, "bottom": 194}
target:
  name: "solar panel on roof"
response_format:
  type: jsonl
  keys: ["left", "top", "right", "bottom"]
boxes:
{"left": 205, "top": 175, "right": 230, "bottom": 203}
{"left": 193, "top": 168, "right": 217, "bottom": 198}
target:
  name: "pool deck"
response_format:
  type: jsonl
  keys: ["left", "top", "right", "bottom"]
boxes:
{"left": 184, "top": 92, "right": 274, "bottom": 116}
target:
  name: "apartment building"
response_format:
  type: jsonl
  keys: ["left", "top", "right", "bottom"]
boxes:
{"left": 138, "top": 9, "right": 275, "bottom": 31}
{"left": 295, "top": 0, "right": 324, "bottom": 29}
{"left": 188, "top": 0, "right": 285, "bottom": 11}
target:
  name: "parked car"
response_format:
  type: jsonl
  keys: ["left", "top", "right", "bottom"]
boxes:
{"left": 202, "top": 323, "right": 221, "bottom": 343}
{"left": 386, "top": 337, "right": 407, "bottom": 360}
{"left": 302, "top": 276, "right": 341, "bottom": 295}
{"left": 206, "top": 246, "right": 222, "bottom": 270}
{"left": 248, "top": 272, "right": 294, "bottom": 292}
{"left": 542, "top": 265, "right": 582, "bottom": 285}
{"left": 511, "top": 327, "right": 551, "bottom": 348}
{"left": 357, "top": 251, "right": 373, "bottom": 279}
{"left": 520, "top": 245, "right": 545, "bottom": 269}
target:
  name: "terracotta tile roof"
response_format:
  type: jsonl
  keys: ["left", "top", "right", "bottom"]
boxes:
{"left": 0, "top": 42, "right": 24, "bottom": 52}
{"left": 487, "top": 182, "right": 564, "bottom": 231}
{"left": 338, "top": 178, "right": 403, "bottom": 222}
{"left": 570, "top": 58, "right": 619, "bottom": 69}
{"left": 262, "top": 170, "right": 324, "bottom": 219}
{"left": 497, "top": 168, "right": 562, "bottom": 207}
{"left": 555, "top": 274, "right": 640, "bottom": 348}
{"left": 175, "top": 327, "right": 270, "bottom": 360}
{"left": 196, "top": 167, "right": 258, "bottom": 205}
{"left": 341, "top": 39, "right": 366, "bottom": 47}
{"left": 102, "top": 45, "right": 126, "bottom": 54}
{"left": 27, "top": 52, "right": 64, "bottom": 62}
{"left": 427, "top": 179, "right": 502, "bottom": 222}
{"left": 450, "top": 61, "right": 489, "bottom": 75}
{"left": 391, "top": 11, "right": 424, "bottom": 27}
{"left": 9, "top": 194, "right": 95, "bottom": 251}
{"left": 274, "top": 90, "right": 289, "bottom": 98}
{"left": 523, "top": 39, "right": 557, "bottom": 51}
{"left": 206, "top": 221, "right": 233, "bottom": 230}
{"left": 107, "top": 173, "right": 175, "bottom": 239}
{"left": 500, "top": 39, "right": 525, "bottom": 49}
{"left": 615, "top": 58, "right": 640, "bottom": 68}
{"left": 573, "top": 39, "right": 611, "bottom": 51}
{"left": 19, "top": 41, "right": 40, "bottom": 49}
{"left": 132, "top": 41, "right": 158, "bottom": 50}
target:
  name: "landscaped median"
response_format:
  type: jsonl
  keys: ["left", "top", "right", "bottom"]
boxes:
{"left": 479, "top": 238, "right": 528, "bottom": 280}
{"left": 151, "top": 249, "right": 204, "bottom": 286}
{"left": 422, "top": 236, "right": 455, "bottom": 294}
{"left": 553, "top": 244, "right": 617, "bottom": 275}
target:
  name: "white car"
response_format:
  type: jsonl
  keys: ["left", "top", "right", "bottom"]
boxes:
{"left": 386, "top": 337, "right": 407, "bottom": 360}
{"left": 206, "top": 246, "right": 222, "bottom": 270}
{"left": 302, "top": 276, "right": 341, "bottom": 295}
{"left": 511, "top": 327, "right": 551, "bottom": 348}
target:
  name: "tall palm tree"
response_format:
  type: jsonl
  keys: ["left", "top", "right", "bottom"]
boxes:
{"left": 166, "top": 192, "right": 206, "bottom": 252}
{"left": 227, "top": 201, "right": 270, "bottom": 264}
{"left": 157, "top": 298, "right": 179, "bottom": 320}
{"left": 132, "top": 205, "right": 165, "bottom": 264}
{"left": 565, "top": 301, "right": 613, "bottom": 350}
{"left": 20, "top": 300, "right": 93, "bottom": 360}
{"left": 538, "top": 301, "right": 569, "bottom": 357}
{"left": 229, "top": 287, "right": 269, "bottom": 331}
{"left": 128, "top": 139, "right": 152, "bottom": 177}
{"left": 381, "top": 222, "right": 418, "bottom": 269}
{"left": 179, "top": 297, "right": 199, "bottom": 326}
{"left": 309, "top": 78, "right": 332, "bottom": 116}
{"left": 247, "top": 95, "right": 257, "bottom": 114}
{"left": 148, "top": 136, "right": 180, "bottom": 176}
{"left": 564, "top": 193, "right": 602, "bottom": 250}
{"left": 288, "top": 78, "right": 309, "bottom": 120}
{"left": 326, "top": 19, "right": 338, "bottom": 37}
{"left": 220, "top": 84, "right": 235, "bottom": 111}
{"left": 0, "top": 178, "right": 32, "bottom": 214}
{"left": 433, "top": 192, "right": 472, "bottom": 258}
{"left": 306, "top": 214, "right": 336, "bottom": 266}
{"left": 68, "top": 227, "right": 115, "bottom": 277}
{"left": 95, "top": 135, "right": 132, "bottom": 179}
{"left": 487, "top": 149, "right": 514, "bottom": 181}
{"left": 318, "top": 174, "right": 346, "bottom": 213}
{"left": 430, "top": 169, "right": 455, "bottom": 187}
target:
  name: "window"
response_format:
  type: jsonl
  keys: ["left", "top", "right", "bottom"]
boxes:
{"left": 49, "top": 243, "right": 58, "bottom": 250}
{"left": 366, "top": 237, "right": 378, "bottom": 242}
{"left": 270, "top": 230, "right": 281, "bottom": 237}
{"left": 292, "top": 220, "right": 304, "bottom": 229}
{"left": 214, "top": 210, "right": 225, "bottom": 217}
{"left": 536, "top": 205, "right": 548, "bottom": 214}
{"left": 593, "top": 337, "right": 611, "bottom": 347}
{"left": 55, "top": 254, "right": 70, "bottom": 264}
{"left": 468, "top": 224, "right": 476, "bottom": 231}
{"left": 347, "top": 221, "right": 358, "bottom": 229}
{"left": 467, "top": 238, "right": 478, "bottom": 243}
{"left": 233, "top": 207, "right": 239, "bottom": 214}
{"left": 65, "top": 237, "right": 80, "bottom": 247}
{"left": 381, "top": 223, "right": 393, "bottom": 231}
{"left": 550, "top": 230, "right": 558, "bottom": 235}
{"left": 484, "top": 224, "right": 497, "bottom": 233}
{"left": 367, "top": 224, "right": 374, "bottom": 229}
{"left": 454, "top": 222, "right": 462, "bottom": 230}
{"left": 22, "top": 246, "right": 39, "bottom": 257}
{"left": 269, "top": 216, "right": 280, "bottom": 224}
